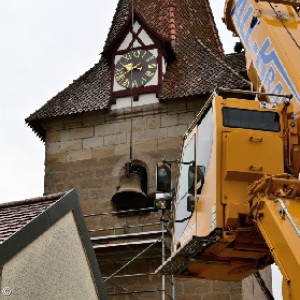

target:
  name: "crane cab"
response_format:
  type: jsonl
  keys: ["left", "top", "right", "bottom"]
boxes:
{"left": 157, "top": 93, "right": 286, "bottom": 280}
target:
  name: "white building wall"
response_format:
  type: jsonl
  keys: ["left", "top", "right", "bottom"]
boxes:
{"left": 111, "top": 92, "right": 158, "bottom": 110}
{"left": 1, "top": 212, "right": 100, "bottom": 300}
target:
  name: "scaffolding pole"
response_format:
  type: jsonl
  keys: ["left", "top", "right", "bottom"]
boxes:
{"left": 172, "top": 276, "right": 176, "bottom": 300}
{"left": 162, "top": 210, "right": 166, "bottom": 300}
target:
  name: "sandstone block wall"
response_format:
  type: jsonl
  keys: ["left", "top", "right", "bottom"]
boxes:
{"left": 43, "top": 99, "right": 204, "bottom": 213}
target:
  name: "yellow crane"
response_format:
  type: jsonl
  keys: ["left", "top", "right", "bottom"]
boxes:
{"left": 156, "top": 1, "right": 300, "bottom": 299}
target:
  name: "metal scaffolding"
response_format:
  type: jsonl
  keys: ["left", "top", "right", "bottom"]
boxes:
{"left": 85, "top": 207, "right": 173, "bottom": 299}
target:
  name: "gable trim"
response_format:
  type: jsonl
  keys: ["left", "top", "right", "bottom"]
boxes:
{"left": 103, "top": 11, "right": 172, "bottom": 59}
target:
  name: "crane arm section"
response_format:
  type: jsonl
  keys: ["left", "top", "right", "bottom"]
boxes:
{"left": 224, "top": 0, "right": 300, "bottom": 115}
{"left": 248, "top": 174, "right": 300, "bottom": 299}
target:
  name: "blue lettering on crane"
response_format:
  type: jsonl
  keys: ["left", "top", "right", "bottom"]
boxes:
{"left": 231, "top": 0, "right": 255, "bottom": 50}
{"left": 230, "top": 0, "right": 300, "bottom": 103}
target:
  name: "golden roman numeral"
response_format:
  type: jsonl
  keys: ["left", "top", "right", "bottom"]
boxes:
{"left": 123, "top": 78, "right": 130, "bottom": 87}
{"left": 141, "top": 51, "right": 147, "bottom": 58}
{"left": 146, "top": 55, "right": 155, "bottom": 62}
{"left": 145, "top": 71, "right": 155, "bottom": 77}
{"left": 125, "top": 53, "right": 132, "bottom": 61}
{"left": 132, "top": 80, "right": 139, "bottom": 88}
{"left": 116, "top": 74, "right": 125, "bottom": 82}
{"left": 133, "top": 50, "right": 141, "bottom": 58}
{"left": 115, "top": 68, "right": 124, "bottom": 75}
{"left": 148, "top": 63, "right": 156, "bottom": 69}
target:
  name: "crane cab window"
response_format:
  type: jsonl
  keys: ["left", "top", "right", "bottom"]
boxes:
{"left": 196, "top": 107, "right": 213, "bottom": 194}
{"left": 222, "top": 107, "right": 280, "bottom": 132}
{"left": 173, "top": 135, "right": 195, "bottom": 244}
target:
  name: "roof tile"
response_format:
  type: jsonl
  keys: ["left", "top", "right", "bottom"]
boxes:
{"left": 0, "top": 193, "right": 65, "bottom": 244}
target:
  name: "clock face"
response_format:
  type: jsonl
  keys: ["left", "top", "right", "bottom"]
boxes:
{"left": 115, "top": 50, "right": 157, "bottom": 89}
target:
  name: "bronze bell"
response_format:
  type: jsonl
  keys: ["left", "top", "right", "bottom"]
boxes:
{"left": 112, "top": 172, "right": 147, "bottom": 211}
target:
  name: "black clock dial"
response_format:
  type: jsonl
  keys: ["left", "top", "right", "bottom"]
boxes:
{"left": 115, "top": 50, "right": 157, "bottom": 89}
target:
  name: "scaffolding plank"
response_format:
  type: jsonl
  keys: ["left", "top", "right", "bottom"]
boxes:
{"left": 91, "top": 230, "right": 167, "bottom": 242}
{"left": 93, "top": 239, "right": 160, "bottom": 249}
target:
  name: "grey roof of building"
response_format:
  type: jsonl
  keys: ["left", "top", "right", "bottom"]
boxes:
{"left": 0, "top": 192, "right": 65, "bottom": 244}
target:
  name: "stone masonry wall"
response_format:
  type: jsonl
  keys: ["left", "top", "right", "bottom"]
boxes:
{"left": 43, "top": 98, "right": 204, "bottom": 218}
{"left": 42, "top": 97, "right": 271, "bottom": 299}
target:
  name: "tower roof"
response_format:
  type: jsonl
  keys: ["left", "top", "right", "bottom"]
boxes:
{"left": 102, "top": 0, "right": 224, "bottom": 57}
{"left": 26, "top": 0, "right": 249, "bottom": 140}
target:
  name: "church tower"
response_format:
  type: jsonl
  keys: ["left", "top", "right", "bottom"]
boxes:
{"left": 26, "top": 0, "right": 271, "bottom": 299}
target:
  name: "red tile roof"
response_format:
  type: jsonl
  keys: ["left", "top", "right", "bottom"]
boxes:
{"left": 0, "top": 193, "right": 65, "bottom": 244}
{"left": 159, "top": 39, "right": 249, "bottom": 99}
{"left": 26, "top": 0, "right": 250, "bottom": 140}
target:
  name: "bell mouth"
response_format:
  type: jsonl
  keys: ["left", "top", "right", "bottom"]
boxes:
{"left": 112, "top": 190, "right": 147, "bottom": 211}
{"left": 111, "top": 172, "right": 148, "bottom": 211}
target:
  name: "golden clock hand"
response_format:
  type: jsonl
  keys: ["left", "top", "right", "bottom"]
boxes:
{"left": 124, "top": 63, "right": 133, "bottom": 71}
{"left": 118, "top": 68, "right": 133, "bottom": 79}
{"left": 120, "top": 64, "right": 141, "bottom": 76}
{"left": 120, "top": 63, "right": 130, "bottom": 71}
{"left": 117, "top": 63, "right": 142, "bottom": 82}
{"left": 132, "top": 63, "right": 142, "bottom": 71}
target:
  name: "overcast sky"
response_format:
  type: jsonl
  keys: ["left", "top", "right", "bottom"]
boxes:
{"left": 0, "top": 1, "right": 281, "bottom": 298}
